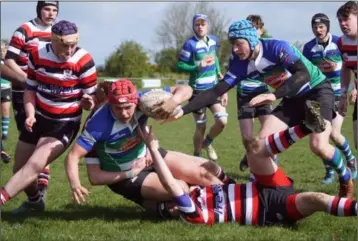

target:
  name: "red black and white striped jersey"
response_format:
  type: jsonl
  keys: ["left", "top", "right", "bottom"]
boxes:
{"left": 5, "top": 19, "right": 52, "bottom": 75}
{"left": 26, "top": 42, "right": 97, "bottom": 122}
{"left": 337, "top": 35, "right": 357, "bottom": 80}
{"left": 178, "top": 183, "right": 263, "bottom": 225}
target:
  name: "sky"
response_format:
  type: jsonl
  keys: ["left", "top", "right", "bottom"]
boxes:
{"left": 1, "top": 2, "right": 345, "bottom": 66}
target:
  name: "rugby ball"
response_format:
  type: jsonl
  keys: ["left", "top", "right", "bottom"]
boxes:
{"left": 139, "top": 89, "right": 181, "bottom": 119}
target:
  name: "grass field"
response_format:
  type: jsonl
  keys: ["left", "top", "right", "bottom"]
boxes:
{"left": 1, "top": 90, "right": 357, "bottom": 241}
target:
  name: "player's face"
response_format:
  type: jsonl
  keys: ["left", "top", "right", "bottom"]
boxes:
{"left": 338, "top": 13, "right": 358, "bottom": 38}
{"left": 232, "top": 39, "right": 251, "bottom": 60}
{"left": 1, "top": 43, "right": 7, "bottom": 58}
{"left": 312, "top": 23, "right": 328, "bottom": 41}
{"left": 52, "top": 35, "right": 78, "bottom": 61}
{"left": 110, "top": 103, "right": 137, "bottom": 123}
{"left": 40, "top": 6, "right": 58, "bottom": 26}
{"left": 194, "top": 19, "right": 208, "bottom": 38}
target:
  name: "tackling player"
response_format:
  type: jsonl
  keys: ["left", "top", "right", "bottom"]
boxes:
{"left": 162, "top": 19, "right": 354, "bottom": 198}
{"left": 139, "top": 124, "right": 357, "bottom": 226}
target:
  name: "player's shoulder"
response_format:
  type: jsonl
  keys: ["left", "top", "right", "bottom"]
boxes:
{"left": 331, "top": 34, "right": 340, "bottom": 44}
{"left": 261, "top": 38, "right": 291, "bottom": 49}
{"left": 302, "top": 38, "right": 316, "bottom": 49}
{"left": 86, "top": 104, "right": 115, "bottom": 129}
{"left": 208, "top": 34, "right": 219, "bottom": 43}
{"left": 183, "top": 36, "right": 198, "bottom": 46}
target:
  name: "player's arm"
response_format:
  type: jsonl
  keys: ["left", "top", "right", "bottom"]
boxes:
{"left": 176, "top": 41, "right": 199, "bottom": 73}
{"left": 340, "top": 64, "right": 352, "bottom": 97}
{"left": 271, "top": 42, "right": 310, "bottom": 99}
{"left": 139, "top": 127, "right": 195, "bottom": 212}
{"left": 169, "top": 85, "right": 193, "bottom": 105}
{"left": 65, "top": 143, "right": 90, "bottom": 189}
{"left": 24, "top": 53, "right": 38, "bottom": 119}
{"left": 4, "top": 26, "right": 28, "bottom": 79}
{"left": 78, "top": 53, "right": 98, "bottom": 111}
{"left": 0, "top": 64, "right": 26, "bottom": 87}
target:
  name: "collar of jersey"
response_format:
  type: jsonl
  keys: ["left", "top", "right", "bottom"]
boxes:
{"left": 315, "top": 32, "right": 332, "bottom": 47}
{"left": 253, "top": 40, "right": 264, "bottom": 67}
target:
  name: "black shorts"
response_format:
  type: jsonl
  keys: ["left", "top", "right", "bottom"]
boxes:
{"left": 252, "top": 168, "right": 296, "bottom": 227}
{"left": 12, "top": 90, "right": 26, "bottom": 133}
{"left": 189, "top": 90, "right": 221, "bottom": 115}
{"left": 1, "top": 88, "right": 11, "bottom": 103}
{"left": 107, "top": 148, "right": 168, "bottom": 206}
{"left": 354, "top": 98, "right": 357, "bottom": 122}
{"left": 237, "top": 92, "right": 272, "bottom": 119}
{"left": 272, "top": 80, "right": 336, "bottom": 127}
{"left": 19, "top": 114, "right": 80, "bottom": 147}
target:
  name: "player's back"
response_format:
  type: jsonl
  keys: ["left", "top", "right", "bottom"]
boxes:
{"left": 179, "top": 183, "right": 263, "bottom": 225}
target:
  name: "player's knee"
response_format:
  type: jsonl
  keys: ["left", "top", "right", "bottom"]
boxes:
{"left": 214, "top": 112, "right": 228, "bottom": 128}
{"left": 309, "top": 138, "right": 328, "bottom": 156}
{"left": 195, "top": 119, "right": 207, "bottom": 128}
{"left": 243, "top": 137, "right": 260, "bottom": 154}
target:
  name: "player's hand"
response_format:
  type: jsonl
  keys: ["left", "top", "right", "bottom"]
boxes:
{"left": 145, "top": 148, "right": 153, "bottom": 167}
{"left": 25, "top": 116, "right": 36, "bottom": 132}
{"left": 249, "top": 93, "right": 276, "bottom": 107}
{"left": 152, "top": 98, "right": 178, "bottom": 120}
{"left": 80, "top": 94, "right": 95, "bottom": 111}
{"left": 218, "top": 73, "right": 224, "bottom": 81}
{"left": 338, "top": 95, "right": 348, "bottom": 116}
{"left": 349, "top": 89, "right": 357, "bottom": 105}
{"left": 131, "top": 157, "right": 147, "bottom": 174}
{"left": 159, "top": 108, "right": 184, "bottom": 124}
{"left": 137, "top": 126, "right": 159, "bottom": 150}
{"left": 220, "top": 93, "right": 228, "bottom": 107}
{"left": 71, "top": 185, "right": 90, "bottom": 205}
{"left": 199, "top": 56, "right": 215, "bottom": 69}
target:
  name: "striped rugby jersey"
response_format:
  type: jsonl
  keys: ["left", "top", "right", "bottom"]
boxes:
{"left": 79, "top": 88, "right": 171, "bottom": 172}
{"left": 338, "top": 35, "right": 357, "bottom": 81}
{"left": 5, "top": 18, "right": 52, "bottom": 90}
{"left": 177, "top": 35, "right": 221, "bottom": 91}
{"left": 178, "top": 183, "right": 262, "bottom": 225}
{"left": 303, "top": 34, "right": 342, "bottom": 96}
{"left": 25, "top": 42, "right": 97, "bottom": 121}
{"left": 225, "top": 39, "right": 326, "bottom": 97}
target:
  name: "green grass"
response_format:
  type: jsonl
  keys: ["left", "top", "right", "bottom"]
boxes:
{"left": 1, "top": 90, "right": 357, "bottom": 241}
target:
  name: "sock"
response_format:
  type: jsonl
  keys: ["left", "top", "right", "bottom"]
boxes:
{"left": 327, "top": 196, "right": 357, "bottom": 216}
{"left": 265, "top": 123, "right": 311, "bottom": 155}
{"left": 337, "top": 138, "right": 355, "bottom": 161}
{"left": 202, "top": 135, "right": 213, "bottom": 148}
{"left": 0, "top": 188, "right": 11, "bottom": 205}
{"left": 322, "top": 160, "right": 335, "bottom": 176}
{"left": 325, "top": 148, "right": 351, "bottom": 184}
{"left": 38, "top": 167, "right": 50, "bottom": 187}
{"left": 1, "top": 117, "right": 9, "bottom": 138}
{"left": 28, "top": 189, "right": 41, "bottom": 203}
{"left": 215, "top": 166, "right": 234, "bottom": 184}
{"left": 193, "top": 151, "right": 202, "bottom": 157}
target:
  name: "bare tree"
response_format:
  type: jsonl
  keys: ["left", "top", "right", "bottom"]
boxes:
{"left": 155, "top": 2, "right": 231, "bottom": 50}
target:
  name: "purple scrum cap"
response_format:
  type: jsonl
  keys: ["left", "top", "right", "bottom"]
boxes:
{"left": 52, "top": 20, "right": 78, "bottom": 35}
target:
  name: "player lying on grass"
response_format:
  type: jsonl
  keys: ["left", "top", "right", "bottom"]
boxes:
{"left": 138, "top": 123, "right": 358, "bottom": 226}
{"left": 64, "top": 79, "right": 233, "bottom": 215}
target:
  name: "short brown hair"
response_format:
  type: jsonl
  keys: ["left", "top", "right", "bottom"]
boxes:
{"left": 246, "top": 15, "right": 264, "bottom": 29}
{"left": 337, "top": 1, "right": 357, "bottom": 18}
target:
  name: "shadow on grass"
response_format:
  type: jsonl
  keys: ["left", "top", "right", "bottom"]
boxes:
{"left": 1, "top": 204, "right": 167, "bottom": 224}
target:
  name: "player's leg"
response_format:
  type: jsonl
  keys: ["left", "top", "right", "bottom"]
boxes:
{"left": 1, "top": 89, "right": 11, "bottom": 140}
{"left": 192, "top": 110, "right": 207, "bottom": 157}
{"left": 285, "top": 192, "right": 357, "bottom": 222}
{"left": 164, "top": 150, "right": 225, "bottom": 186}
{"left": 238, "top": 118, "right": 254, "bottom": 171}
{"left": 353, "top": 99, "right": 357, "bottom": 149}
{"left": 202, "top": 102, "right": 228, "bottom": 161}
{"left": 308, "top": 82, "right": 353, "bottom": 198}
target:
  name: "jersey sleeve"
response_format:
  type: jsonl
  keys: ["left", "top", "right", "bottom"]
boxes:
{"left": 76, "top": 112, "right": 106, "bottom": 151}
{"left": 78, "top": 52, "right": 97, "bottom": 95}
{"left": 25, "top": 50, "right": 38, "bottom": 91}
{"left": 173, "top": 193, "right": 204, "bottom": 223}
{"left": 178, "top": 40, "right": 193, "bottom": 63}
{"left": 5, "top": 25, "right": 27, "bottom": 61}
{"left": 302, "top": 43, "right": 311, "bottom": 61}
{"left": 223, "top": 55, "right": 240, "bottom": 87}
{"left": 272, "top": 41, "right": 301, "bottom": 70}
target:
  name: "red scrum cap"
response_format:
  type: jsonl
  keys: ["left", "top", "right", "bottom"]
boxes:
{"left": 107, "top": 79, "right": 138, "bottom": 105}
